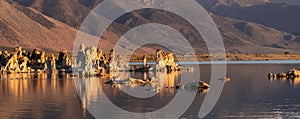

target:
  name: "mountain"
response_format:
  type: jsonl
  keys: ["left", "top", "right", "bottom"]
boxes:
{"left": 197, "top": 0, "right": 300, "bottom": 36}
{"left": 271, "top": 0, "right": 300, "bottom": 5}
{"left": 0, "top": 0, "right": 77, "bottom": 51}
{"left": 1, "top": 0, "right": 300, "bottom": 54}
{"left": 212, "top": 15, "right": 300, "bottom": 53}
{"left": 12, "top": 0, "right": 91, "bottom": 28}
{"left": 77, "top": 0, "right": 103, "bottom": 9}
{"left": 0, "top": 0, "right": 120, "bottom": 52}
{"left": 198, "top": 0, "right": 270, "bottom": 7}
{"left": 116, "top": 9, "right": 299, "bottom": 53}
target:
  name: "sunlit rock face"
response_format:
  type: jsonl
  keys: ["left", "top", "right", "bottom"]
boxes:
{"left": 155, "top": 49, "right": 166, "bottom": 71}
{"left": 154, "top": 49, "right": 179, "bottom": 72}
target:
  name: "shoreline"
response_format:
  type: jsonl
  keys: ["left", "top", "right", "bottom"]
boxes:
{"left": 2, "top": 48, "right": 299, "bottom": 62}
{"left": 129, "top": 54, "right": 300, "bottom": 62}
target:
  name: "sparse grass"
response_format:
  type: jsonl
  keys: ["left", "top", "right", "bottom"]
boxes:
{"left": 0, "top": 21, "right": 19, "bottom": 41}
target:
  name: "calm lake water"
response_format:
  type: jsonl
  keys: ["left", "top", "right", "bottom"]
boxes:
{"left": 1, "top": 62, "right": 300, "bottom": 119}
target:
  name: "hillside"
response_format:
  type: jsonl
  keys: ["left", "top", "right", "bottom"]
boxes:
{"left": 198, "top": 0, "right": 270, "bottom": 7}
{"left": 113, "top": 9, "right": 299, "bottom": 53}
{"left": 12, "top": 0, "right": 91, "bottom": 28}
{"left": 212, "top": 15, "right": 300, "bottom": 53}
{"left": 0, "top": 0, "right": 78, "bottom": 51}
{"left": 271, "top": 0, "right": 300, "bottom": 5}
{"left": 0, "top": 0, "right": 119, "bottom": 52}
{"left": 197, "top": 0, "right": 300, "bottom": 36}
{"left": 1, "top": 0, "right": 300, "bottom": 54}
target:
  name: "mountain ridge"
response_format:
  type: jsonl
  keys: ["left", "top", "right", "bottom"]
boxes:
{"left": 1, "top": 0, "right": 300, "bottom": 54}
{"left": 198, "top": 0, "right": 270, "bottom": 7}
{"left": 197, "top": 0, "right": 300, "bottom": 36}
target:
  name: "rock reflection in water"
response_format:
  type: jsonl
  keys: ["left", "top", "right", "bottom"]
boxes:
{"left": 75, "top": 70, "right": 208, "bottom": 114}
{"left": 0, "top": 72, "right": 89, "bottom": 119}
{"left": 291, "top": 77, "right": 300, "bottom": 87}
{"left": 268, "top": 73, "right": 300, "bottom": 88}
{"left": 269, "top": 76, "right": 300, "bottom": 88}
{"left": 75, "top": 76, "right": 101, "bottom": 111}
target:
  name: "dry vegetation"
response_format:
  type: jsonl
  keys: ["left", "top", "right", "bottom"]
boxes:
{"left": 129, "top": 53, "right": 300, "bottom": 62}
{"left": 224, "top": 54, "right": 300, "bottom": 61}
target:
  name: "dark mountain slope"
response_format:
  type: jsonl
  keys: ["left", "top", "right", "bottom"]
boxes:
{"left": 198, "top": 0, "right": 300, "bottom": 35}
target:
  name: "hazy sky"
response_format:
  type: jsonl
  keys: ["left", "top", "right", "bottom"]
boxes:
{"left": 271, "top": 0, "right": 300, "bottom": 4}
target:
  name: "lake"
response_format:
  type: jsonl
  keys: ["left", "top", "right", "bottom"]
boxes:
{"left": 0, "top": 62, "right": 300, "bottom": 118}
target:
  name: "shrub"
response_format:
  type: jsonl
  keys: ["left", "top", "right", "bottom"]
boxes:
{"left": 284, "top": 51, "right": 291, "bottom": 55}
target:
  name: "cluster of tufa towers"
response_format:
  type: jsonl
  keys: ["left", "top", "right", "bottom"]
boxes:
{"left": 0, "top": 45, "right": 180, "bottom": 75}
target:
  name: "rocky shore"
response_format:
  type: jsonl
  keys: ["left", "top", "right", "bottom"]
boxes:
{"left": 130, "top": 54, "right": 300, "bottom": 62}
